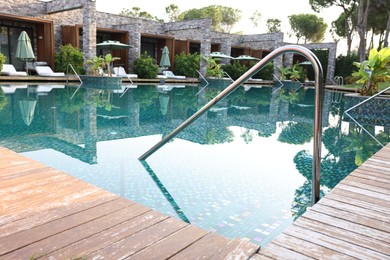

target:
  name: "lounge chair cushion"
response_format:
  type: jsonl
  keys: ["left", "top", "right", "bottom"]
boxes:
{"left": 1, "top": 64, "right": 27, "bottom": 76}
{"left": 163, "top": 70, "right": 186, "bottom": 79}
{"left": 113, "top": 67, "right": 138, "bottom": 78}
{"left": 35, "top": 66, "right": 65, "bottom": 77}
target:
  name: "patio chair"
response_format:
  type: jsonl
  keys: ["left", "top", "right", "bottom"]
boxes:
{"left": 163, "top": 70, "right": 186, "bottom": 79}
{"left": 35, "top": 66, "right": 65, "bottom": 77}
{"left": 113, "top": 67, "right": 138, "bottom": 78}
{"left": 1, "top": 64, "right": 28, "bottom": 76}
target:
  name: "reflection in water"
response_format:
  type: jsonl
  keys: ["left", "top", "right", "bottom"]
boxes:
{"left": 0, "top": 83, "right": 389, "bottom": 245}
{"left": 140, "top": 160, "right": 190, "bottom": 223}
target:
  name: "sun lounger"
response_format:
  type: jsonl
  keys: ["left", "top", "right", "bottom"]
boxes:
{"left": 1, "top": 64, "right": 27, "bottom": 76}
{"left": 113, "top": 67, "right": 138, "bottom": 78}
{"left": 35, "top": 66, "right": 65, "bottom": 77}
{"left": 163, "top": 70, "right": 186, "bottom": 79}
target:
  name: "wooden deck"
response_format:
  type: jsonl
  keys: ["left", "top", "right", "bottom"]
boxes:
{"left": 0, "top": 146, "right": 259, "bottom": 259}
{"left": 253, "top": 143, "right": 390, "bottom": 259}
{"left": 1, "top": 144, "right": 390, "bottom": 259}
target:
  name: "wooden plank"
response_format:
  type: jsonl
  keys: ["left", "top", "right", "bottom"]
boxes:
{"left": 330, "top": 188, "right": 390, "bottom": 212}
{"left": 295, "top": 216, "right": 390, "bottom": 256}
{"left": 351, "top": 169, "right": 390, "bottom": 184}
{"left": 130, "top": 225, "right": 209, "bottom": 260}
{"left": 303, "top": 209, "right": 390, "bottom": 243}
{"left": 169, "top": 232, "right": 231, "bottom": 259}
{"left": 318, "top": 197, "right": 390, "bottom": 222}
{"left": 88, "top": 217, "right": 188, "bottom": 259}
{"left": 0, "top": 197, "right": 133, "bottom": 255}
{"left": 0, "top": 191, "right": 117, "bottom": 238}
{"left": 359, "top": 163, "right": 390, "bottom": 174}
{"left": 341, "top": 176, "right": 390, "bottom": 194}
{"left": 0, "top": 163, "right": 50, "bottom": 180}
{"left": 2, "top": 203, "right": 151, "bottom": 259}
{"left": 271, "top": 233, "right": 351, "bottom": 259}
{"left": 283, "top": 223, "right": 389, "bottom": 259}
{"left": 0, "top": 168, "right": 63, "bottom": 189}
{"left": 256, "top": 242, "right": 313, "bottom": 259}
{"left": 335, "top": 183, "right": 390, "bottom": 202}
{"left": 310, "top": 204, "right": 390, "bottom": 233}
{"left": 210, "top": 238, "right": 260, "bottom": 259}
{"left": 49, "top": 211, "right": 168, "bottom": 259}
{"left": 249, "top": 253, "right": 274, "bottom": 260}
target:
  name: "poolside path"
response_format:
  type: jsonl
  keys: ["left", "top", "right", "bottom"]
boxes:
{"left": 253, "top": 143, "right": 390, "bottom": 259}
{"left": 0, "top": 146, "right": 259, "bottom": 259}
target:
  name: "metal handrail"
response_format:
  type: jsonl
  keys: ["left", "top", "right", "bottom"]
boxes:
{"left": 139, "top": 45, "right": 324, "bottom": 205}
{"left": 195, "top": 70, "right": 209, "bottom": 96}
{"left": 66, "top": 63, "right": 82, "bottom": 84}
{"left": 344, "top": 85, "right": 390, "bottom": 147}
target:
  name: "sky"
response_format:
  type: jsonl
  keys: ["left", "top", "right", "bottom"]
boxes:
{"left": 96, "top": 0, "right": 343, "bottom": 44}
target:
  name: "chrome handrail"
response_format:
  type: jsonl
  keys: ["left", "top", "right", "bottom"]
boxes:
{"left": 66, "top": 63, "right": 82, "bottom": 84}
{"left": 139, "top": 45, "right": 324, "bottom": 205}
{"left": 344, "top": 85, "right": 390, "bottom": 147}
{"left": 195, "top": 70, "right": 209, "bottom": 96}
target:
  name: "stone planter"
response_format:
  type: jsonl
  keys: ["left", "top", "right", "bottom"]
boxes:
{"left": 80, "top": 75, "right": 122, "bottom": 89}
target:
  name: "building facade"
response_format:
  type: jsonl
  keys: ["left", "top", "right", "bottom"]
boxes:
{"left": 0, "top": 0, "right": 337, "bottom": 82}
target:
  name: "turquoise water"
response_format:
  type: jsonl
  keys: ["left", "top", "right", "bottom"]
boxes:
{"left": 0, "top": 83, "right": 389, "bottom": 246}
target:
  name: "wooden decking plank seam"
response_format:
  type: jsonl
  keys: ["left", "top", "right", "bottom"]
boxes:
{"left": 350, "top": 169, "right": 390, "bottom": 184}
{"left": 340, "top": 177, "right": 390, "bottom": 195}
{"left": 127, "top": 225, "right": 211, "bottom": 259}
{"left": 295, "top": 216, "right": 390, "bottom": 256}
{"left": 2, "top": 204, "right": 154, "bottom": 259}
{"left": 88, "top": 217, "right": 188, "bottom": 259}
{"left": 0, "top": 198, "right": 135, "bottom": 256}
{"left": 325, "top": 192, "right": 390, "bottom": 215}
{"left": 335, "top": 183, "right": 390, "bottom": 201}
{"left": 310, "top": 204, "right": 390, "bottom": 233}
{"left": 0, "top": 191, "right": 117, "bottom": 238}
{"left": 270, "top": 233, "right": 342, "bottom": 259}
{"left": 319, "top": 197, "right": 390, "bottom": 220}
{"left": 302, "top": 209, "right": 390, "bottom": 243}
{"left": 283, "top": 224, "right": 388, "bottom": 259}
{"left": 42, "top": 210, "right": 165, "bottom": 259}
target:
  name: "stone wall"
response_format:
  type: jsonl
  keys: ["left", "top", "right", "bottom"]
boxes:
{"left": 2, "top": 0, "right": 47, "bottom": 17}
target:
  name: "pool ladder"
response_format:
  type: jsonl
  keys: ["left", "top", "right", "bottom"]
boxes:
{"left": 139, "top": 45, "right": 325, "bottom": 206}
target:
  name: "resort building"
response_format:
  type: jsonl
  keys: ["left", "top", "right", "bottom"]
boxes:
{"left": 1, "top": 0, "right": 337, "bottom": 82}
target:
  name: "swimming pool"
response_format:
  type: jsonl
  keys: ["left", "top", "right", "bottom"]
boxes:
{"left": 0, "top": 83, "right": 389, "bottom": 246}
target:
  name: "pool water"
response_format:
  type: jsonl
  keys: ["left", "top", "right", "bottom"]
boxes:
{"left": 0, "top": 83, "right": 389, "bottom": 246}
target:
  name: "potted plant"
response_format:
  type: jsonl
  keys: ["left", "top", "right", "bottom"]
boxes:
{"left": 80, "top": 54, "right": 122, "bottom": 89}
{"left": 201, "top": 56, "right": 231, "bottom": 88}
{"left": 352, "top": 47, "right": 390, "bottom": 96}
{"left": 276, "top": 63, "right": 304, "bottom": 89}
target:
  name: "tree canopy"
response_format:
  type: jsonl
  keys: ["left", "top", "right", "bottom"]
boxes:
{"left": 266, "top": 18, "right": 282, "bottom": 33}
{"left": 120, "top": 7, "right": 164, "bottom": 22}
{"left": 288, "top": 14, "right": 328, "bottom": 43}
{"left": 179, "top": 5, "right": 241, "bottom": 33}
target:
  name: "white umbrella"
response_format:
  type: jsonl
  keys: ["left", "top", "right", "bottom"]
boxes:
{"left": 19, "top": 99, "right": 37, "bottom": 126}
{"left": 210, "top": 52, "right": 233, "bottom": 59}
{"left": 234, "top": 55, "right": 260, "bottom": 61}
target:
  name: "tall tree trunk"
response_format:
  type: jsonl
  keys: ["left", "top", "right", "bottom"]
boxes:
{"left": 384, "top": 10, "right": 390, "bottom": 47}
{"left": 357, "top": 0, "right": 370, "bottom": 62}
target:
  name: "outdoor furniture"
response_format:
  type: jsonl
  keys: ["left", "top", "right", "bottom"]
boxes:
{"left": 26, "top": 61, "right": 49, "bottom": 74}
{"left": 113, "top": 67, "right": 138, "bottom": 78}
{"left": 35, "top": 66, "right": 65, "bottom": 77}
{"left": 163, "top": 70, "right": 186, "bottom": 79}
{"left": 1, "top": 64, "right": 28, "bottom": 76}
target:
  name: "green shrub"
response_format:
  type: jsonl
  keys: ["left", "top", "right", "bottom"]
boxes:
{"left": 55, "top": 44, "right": 85, "bottom": 74}
{"left": 0, "top": 52, "right": 6, "bottom": 71}
{"left": 173, "top": 52, "right": 200, "bottom": 77}
{"left": 222, "top": 61, "right": 248, "bottom": 80}
{"left": 252, "top": 62, "right": 274, "bottom": 80}
{"left": 134, "top": 52, "right": 159, "bottom": 79}
{"left": 335, "top": 52, "right": 359, "bottom": 83}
